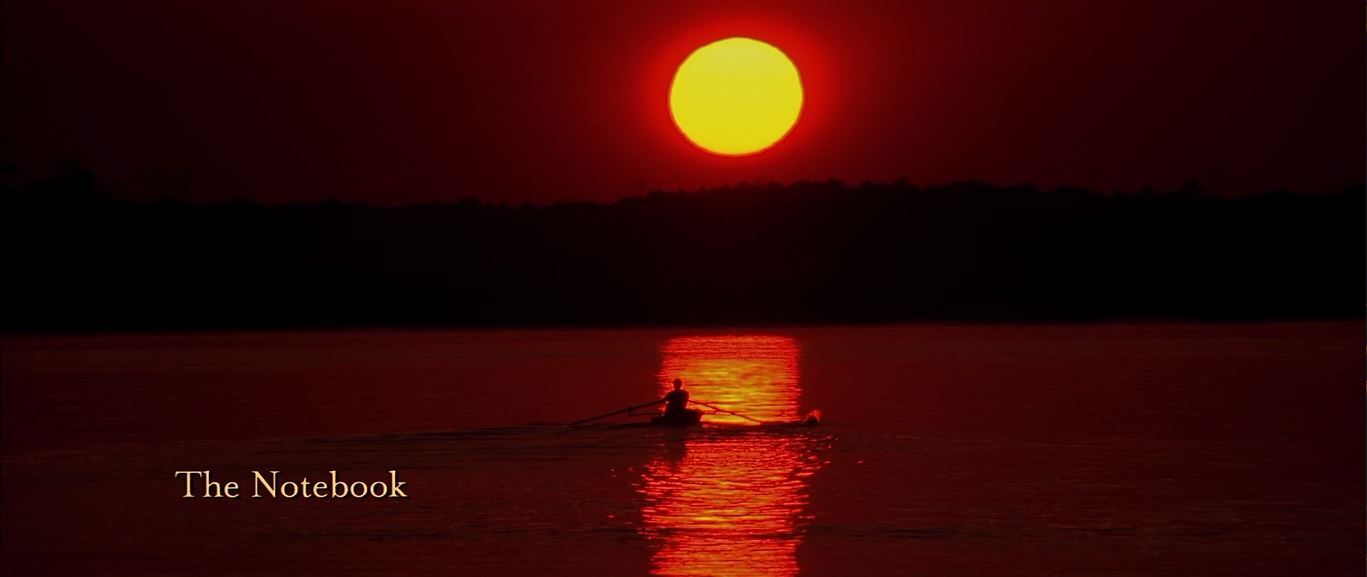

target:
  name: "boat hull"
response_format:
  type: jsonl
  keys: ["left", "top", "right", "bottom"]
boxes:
{"left": 651, "top": 409, "right": 704, "bottom": 427}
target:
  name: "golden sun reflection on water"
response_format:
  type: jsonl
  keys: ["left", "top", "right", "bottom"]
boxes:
{"left": 637, "top": 335, "right": 826, "bottom": 577}
{"left": 657, "top": 335, "right": 802, "bottom": 424}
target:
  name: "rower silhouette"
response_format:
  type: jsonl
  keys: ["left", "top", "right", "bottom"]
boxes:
{"left": 663, "top": 378, "right": 690, "bottom": 416}
{"left": 650, "top": 378, "right": 703, "bottom": 426}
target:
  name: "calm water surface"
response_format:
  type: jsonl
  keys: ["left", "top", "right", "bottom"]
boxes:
{"left": 2, "top": 323, "right": 1361, "bottom": 576}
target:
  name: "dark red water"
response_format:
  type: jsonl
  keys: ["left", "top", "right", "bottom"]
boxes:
{"left": 2, "top": 322, "right": 1361, "bottom": 576}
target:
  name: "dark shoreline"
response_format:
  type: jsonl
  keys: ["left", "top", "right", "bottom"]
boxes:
{"left": 3, "top": 316, "right": 1362, "bottom": 340}
{"left": 5, "top": 174, "right": 1362, "bottom": 332}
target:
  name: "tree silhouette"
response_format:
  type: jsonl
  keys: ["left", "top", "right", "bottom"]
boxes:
{"left": 2, "top": 168, "right": 1361, "bottom": 330}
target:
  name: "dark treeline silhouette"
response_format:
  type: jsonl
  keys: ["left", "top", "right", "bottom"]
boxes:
{"left": 3, "top": 166, "right": 1362, "bottom": 331}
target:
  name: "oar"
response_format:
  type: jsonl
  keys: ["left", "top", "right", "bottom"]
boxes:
{"left": 692, "top": 401, "right": 767, "bottom": 425}
{"left": 569, "top": 398, "right": 663, "bottom": 426}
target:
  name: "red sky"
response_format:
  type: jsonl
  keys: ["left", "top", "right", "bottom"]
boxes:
{"left": 2, "top": 0, "right": 1361, "bottom": 204}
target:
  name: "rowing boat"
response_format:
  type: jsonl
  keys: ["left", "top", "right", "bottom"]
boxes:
{"left": 650, "top": 408, "right": 821, "bottom": 427}
{"left": 570, "top": 399, "right": 821, "bottom": 428}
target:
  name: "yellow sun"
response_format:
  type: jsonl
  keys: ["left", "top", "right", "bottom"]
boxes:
{"left": 669, "top": 37, "right": 804, "bottom": 156}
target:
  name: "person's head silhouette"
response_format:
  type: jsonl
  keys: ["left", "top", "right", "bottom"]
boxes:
{"left": 672, "top": 378, "right": 684, "bottom": 390}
